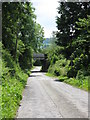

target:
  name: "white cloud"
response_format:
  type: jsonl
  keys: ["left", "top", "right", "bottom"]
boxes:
{"left": 31, "top": 0, "right": 59, "bottom": 38}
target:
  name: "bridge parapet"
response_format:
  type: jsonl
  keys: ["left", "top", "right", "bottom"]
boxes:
{"left": 33, "top": 53, "right": 49, "bottom": 72}
{"left": 33, "top": 53, "right": 45, "bottom": 60}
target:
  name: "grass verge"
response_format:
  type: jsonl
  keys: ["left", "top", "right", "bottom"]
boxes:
{"left": 1, "top": 69, "right": 28, "bottom": 118}
{"left": 45, "top": 73, "right": 58, "bottom": 78}
{"left": 60, "top": 77, "right": 88, "bottom": 91}
{"left": 46, "top": 72, "right": 88, "bottom": 91}
{"left": 1, "top": 49, "right": 29, "bottom": 118}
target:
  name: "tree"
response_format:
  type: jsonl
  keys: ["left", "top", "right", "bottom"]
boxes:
{"left": 34, "top": 23, "right": 44, "bottom": 52}
{"left": 56, "top": 2, "right": 90, "bottom": 58}
{"left": 72, "top": 15, "right": 90, "bottom": 68}
{"left": 2, "top": 2, "right": 45, "bottom": 69}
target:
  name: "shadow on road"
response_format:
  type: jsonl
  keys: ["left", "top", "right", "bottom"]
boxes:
{"left": 29, "top": 75, "right": 37, "bottom": 77}
{"left": 54, "top": 79, "right": 64, "bottom": 82}
{"left": 31, "top": 71, "right": 40, "bottom": 73}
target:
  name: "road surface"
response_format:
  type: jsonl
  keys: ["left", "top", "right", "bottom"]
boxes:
{"left": 17, "top": 66, "right": 88, "bottom": 118}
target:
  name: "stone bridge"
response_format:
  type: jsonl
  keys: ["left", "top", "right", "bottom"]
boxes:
{"left": 33, "top": 53, "right": 49, "bottom": 72}
{"left": 33, "top": 53, "right": 45, "bottom": 60}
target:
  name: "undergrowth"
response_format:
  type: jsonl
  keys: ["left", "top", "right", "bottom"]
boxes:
{"left": 47, "top": 58, "right": 89, "bottom": 91}
{"left": 59, "top": 76, "right": 88, "bottom": 91}
{"left": 46, "top": 72, "right": 88, "bottom": 91}
{"left": 1, "top": 49, "right": 28, "bottom": 118}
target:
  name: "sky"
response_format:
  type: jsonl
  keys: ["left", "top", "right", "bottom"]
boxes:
{"left": 31, "top": 0, "right": 59, "bottom": 38}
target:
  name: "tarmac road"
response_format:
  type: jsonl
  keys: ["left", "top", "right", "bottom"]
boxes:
{"left": 17, "top": 66, "right": 88, "bottom": 118}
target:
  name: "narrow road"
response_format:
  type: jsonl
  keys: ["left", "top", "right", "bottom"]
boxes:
{"left": 17, "top": 66, "right": 88, "bottom": 118}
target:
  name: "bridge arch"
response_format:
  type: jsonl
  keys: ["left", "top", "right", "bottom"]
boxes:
{"left": 33, "top": 53, "right": 45, "bottom": 60}
{"left": 33, "top": 53, "right": 49, "bottom": 72}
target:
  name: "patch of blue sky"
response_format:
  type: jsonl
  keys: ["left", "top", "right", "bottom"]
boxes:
{"left": 31, "top": 0, "right": 59, "bottom": 38}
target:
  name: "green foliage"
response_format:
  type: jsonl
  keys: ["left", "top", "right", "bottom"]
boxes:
{"left": 44, "top": 45, "right": 64, "bottom": 66}
{"left": 2, "top": 2, "right": 44, "bottom": 69}
{"left": 44, "top": 2, "right": 89, "bottom": 91}
{"left": 0, "top": 85, "right": 2, "bottom": 119}
{"left": 50, "top": 54, "right": 59, "bottom": 65}
{"left": 48, "top": 59, "right": 70, "bottom": 77}
{"left": 45, "top": 73, "right": 57, "bottom": 78}
{"left": 64, "top": 77, "right": 88, "bottom": 91}
{"left": 1, "top": 50, "right": 28, "bottom": 118}
{"left": 76, "top": 70, "right": 85, "bottom": 80}
{"left": 2, "top": 78, "right": 23, "bottom": 118}
{"left": 58, "top": 76, "right": 68, "bottom": 82}
{"left": 56, "top": 2, "right": 89, "bottom": 57}
{"left": 55, "top": 2, "right": 90, "bottom": 79}
{"left": 1, "top": 2, "right": 44, "bottom": 118}
{"left": 19, "top": 47, "right": 33, "bottom": 70}
{"left": 34, "top": 59, "right": 42, "bottom": 66}
{"left": 67, "top": 66, "right": 77, "bottom": 78}
{"left": 34, "top": 23, "right": 44, "bottom": 52}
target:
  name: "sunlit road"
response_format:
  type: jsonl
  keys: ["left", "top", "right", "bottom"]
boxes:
{"left": 17, "top": 66, "right": 88, "bottom": 118}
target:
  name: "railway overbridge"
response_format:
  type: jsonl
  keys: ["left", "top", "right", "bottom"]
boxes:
{"left": 33, "top": 53, "right": 49, "bottom": 72}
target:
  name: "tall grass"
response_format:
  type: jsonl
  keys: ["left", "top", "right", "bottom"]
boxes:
{"left": 1, "top": 49, "right": 28, "bottom": 118}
